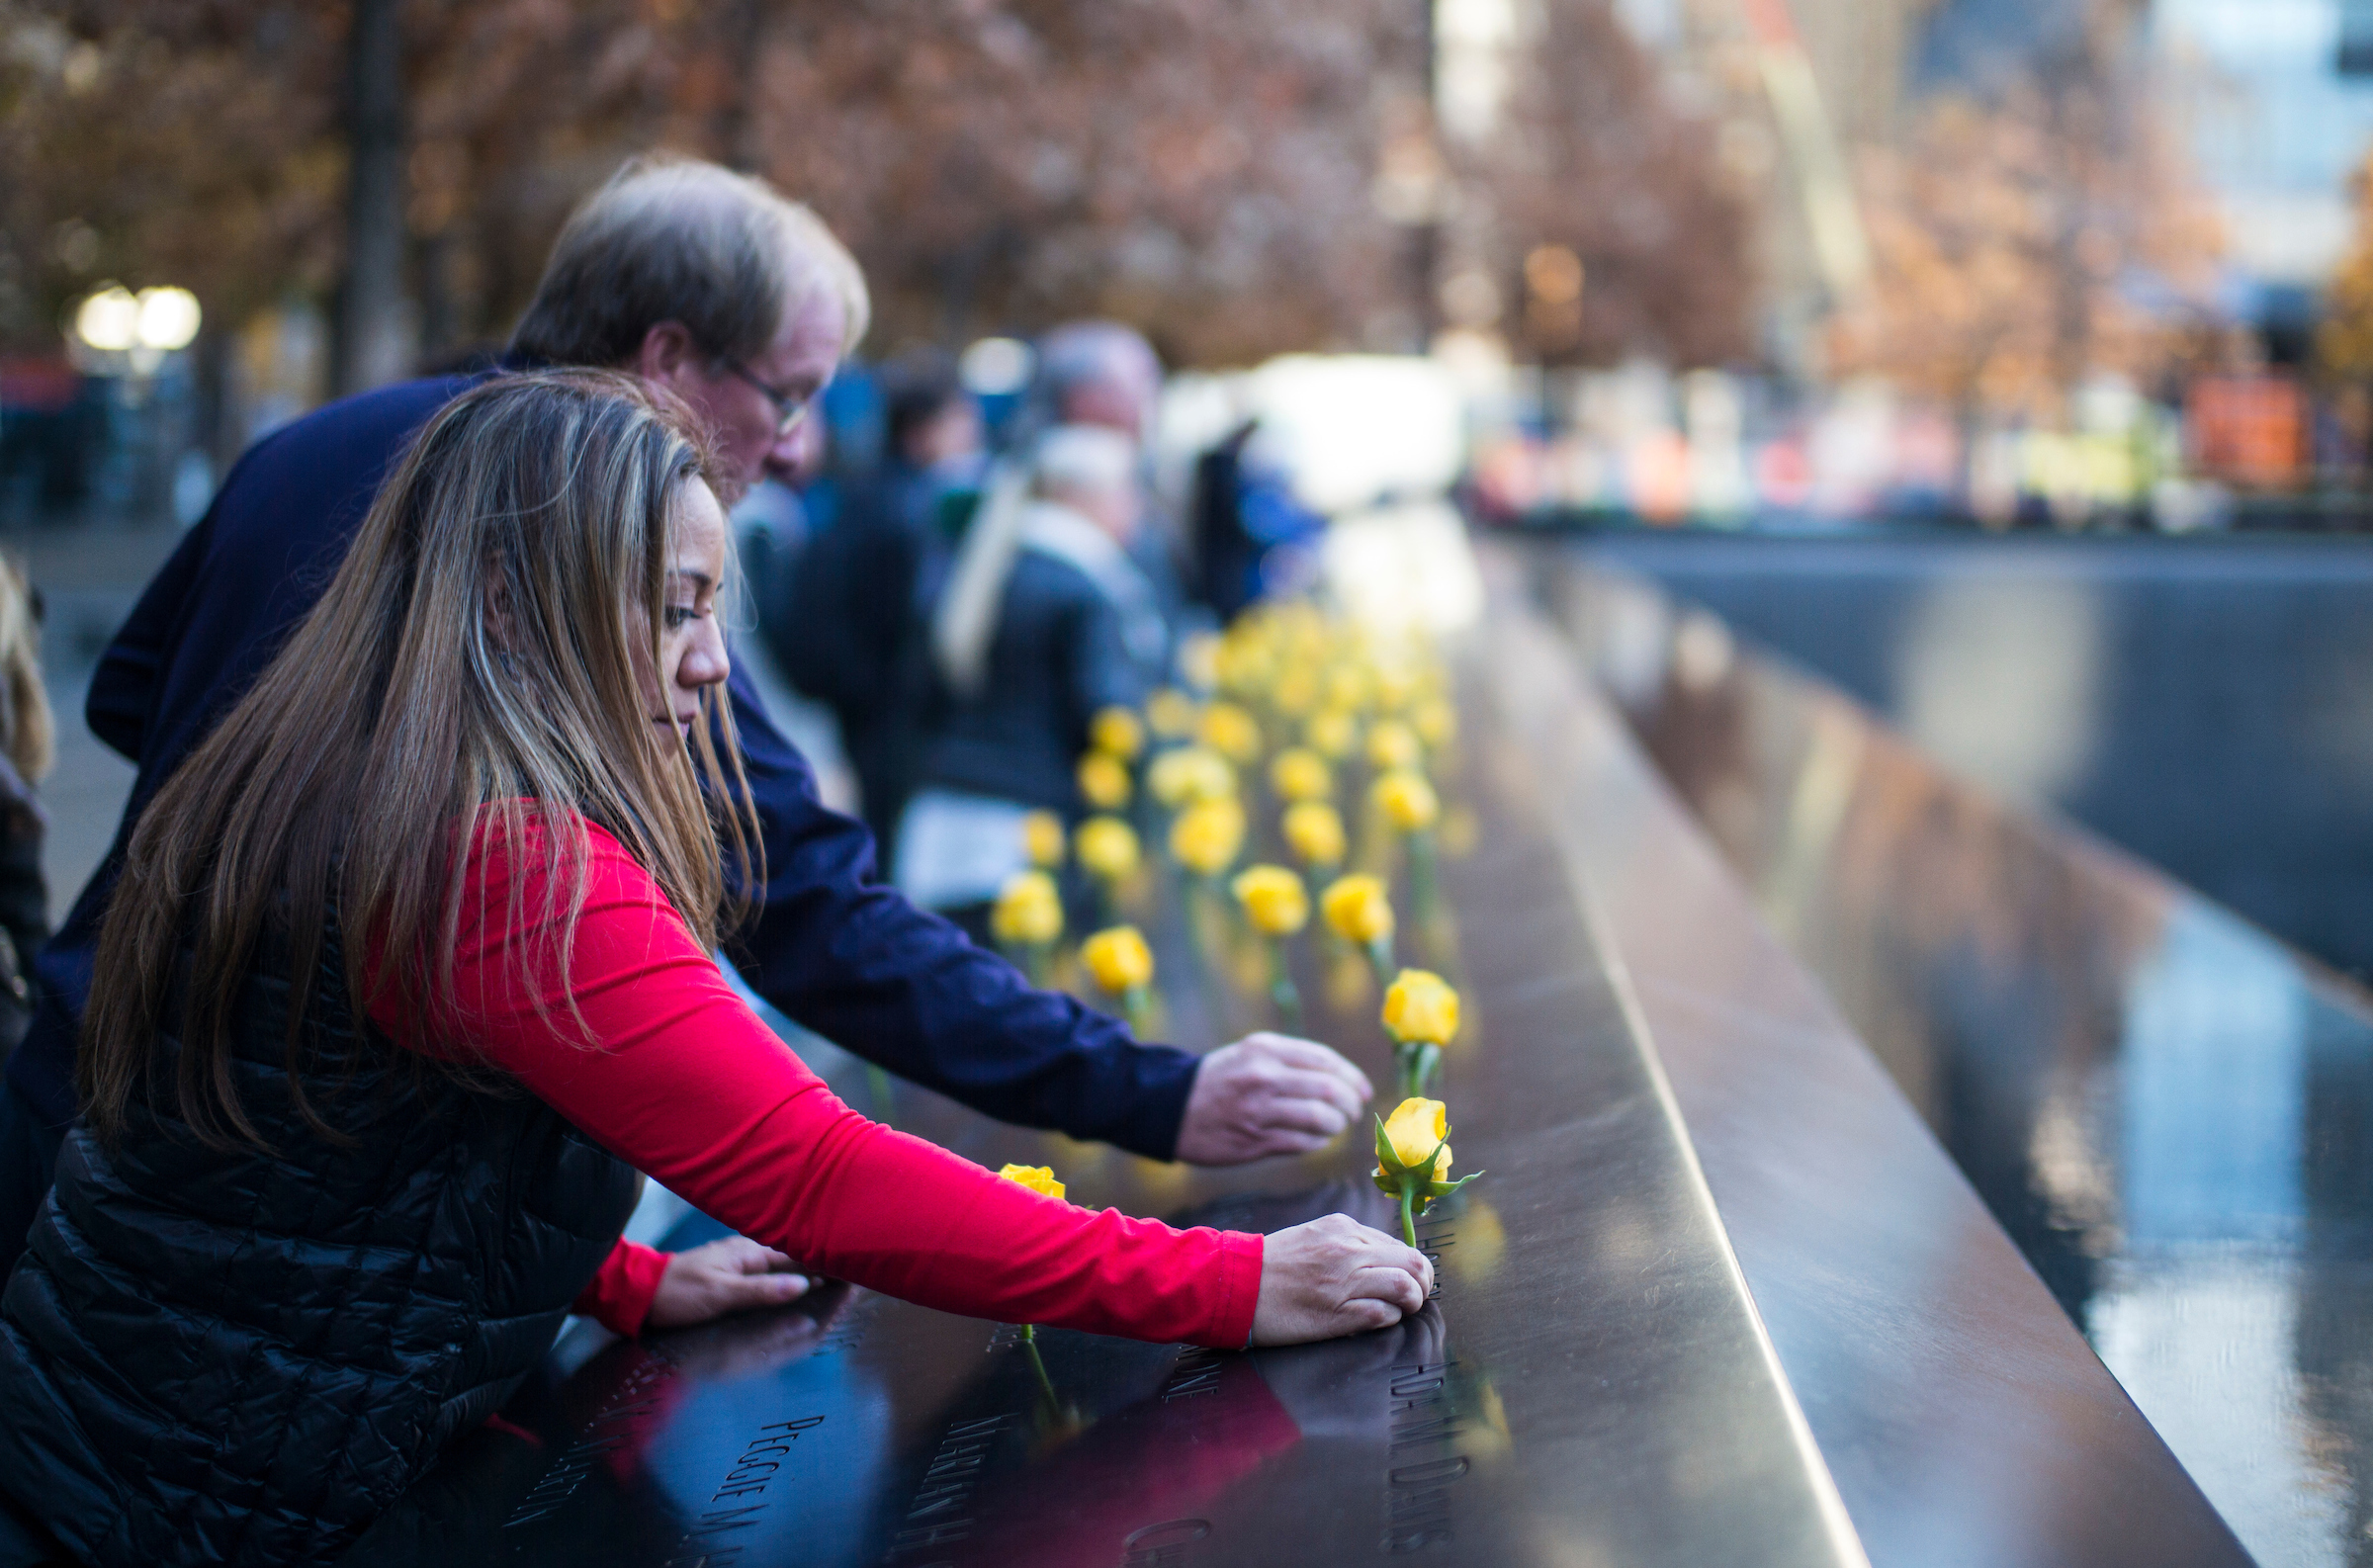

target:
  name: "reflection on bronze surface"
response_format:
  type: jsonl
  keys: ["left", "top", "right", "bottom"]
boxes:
{"left": 1541, "top": 555, "right": 2373, "bottom": 1567}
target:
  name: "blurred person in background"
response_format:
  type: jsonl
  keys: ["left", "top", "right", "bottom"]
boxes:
{"left": 1189, "top": 415, "right": 1327, "bottom": 621}
{"left": 774, "top": 347, "right": 982, "bottom": 853}
{"left": 1034, "top": 320, "right": 1199, "bottom": 641}
{"left": 0, "top": 154, "right": 1374, "bottom": 1285}
{"left": 0, "top": 559, "right": 48, "bottom": 1070}
{"left": 897, "top": 424, "right": 1165, "bottom": 927}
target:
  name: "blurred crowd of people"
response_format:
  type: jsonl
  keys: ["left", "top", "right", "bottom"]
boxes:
{"left": 742, "top": 319, "right": 1321, "bottom": 934}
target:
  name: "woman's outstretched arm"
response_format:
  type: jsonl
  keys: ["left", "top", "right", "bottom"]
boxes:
{"left": 371, "top": 821, "right": 1393, "bottom": 1348}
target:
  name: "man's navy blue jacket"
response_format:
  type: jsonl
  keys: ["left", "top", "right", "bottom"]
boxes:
{"left": 15, "top": 373, "right": 1199, "bottom": 1157}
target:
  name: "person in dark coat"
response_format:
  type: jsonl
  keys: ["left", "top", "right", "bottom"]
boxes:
{"left": 0, "top": 156, "right": 1373, "bottom": 1287}
{"left": 771, "top": 348, "right": 981, "bottom": 852}
{"left": 896, "top": 424, "right": 1165, "bottom": 918}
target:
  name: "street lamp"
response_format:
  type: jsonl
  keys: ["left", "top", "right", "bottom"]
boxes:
{"left": 70, "top": 284, "right": 202, "bottom": 374}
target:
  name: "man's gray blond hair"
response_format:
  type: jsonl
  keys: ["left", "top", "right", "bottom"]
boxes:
{"left": 510, "top": 155, "right": 870, "bottom": 370}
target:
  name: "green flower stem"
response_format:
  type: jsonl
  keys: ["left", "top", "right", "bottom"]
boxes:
{"left": 1364, "top": 935, "right": 1395, "bottom": 991}
{"left": 1268, "top": 938, "right": 1304, "bottom": 1032}
{"left": 1392, "top": 1039, "right": 1442, "bottom": 1099}
{"left": 1408, "top": 829, "right": 1439, "bottom": 918}
{"left": 1121, "top": 985, "right": 1153, "bottom": 1037}
{"left": 1020, "top": 1328, "right": 1057, "bottom": 1405}
{"left": 1400, "top": 1184, "right": 1417, "bottom": 1249}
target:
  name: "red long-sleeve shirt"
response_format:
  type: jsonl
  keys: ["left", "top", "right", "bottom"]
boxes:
{"left": 364, "top": 816, "right": 1262, "bottom": 1347}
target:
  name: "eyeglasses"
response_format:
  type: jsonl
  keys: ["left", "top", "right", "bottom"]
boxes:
{"left": 722, "top": 358, "right": 810, "bottom": 435}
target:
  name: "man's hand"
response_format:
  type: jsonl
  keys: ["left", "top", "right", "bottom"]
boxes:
{"left": 646, "top": 1236, "right": 812, "bottom": 1331}
{"left": 1174, "top": 1033, "right": 1373, "bottom": 1166}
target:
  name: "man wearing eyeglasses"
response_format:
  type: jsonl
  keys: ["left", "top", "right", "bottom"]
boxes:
{"left": 0, "top": 154, "right": 1376, "bottom": 1297}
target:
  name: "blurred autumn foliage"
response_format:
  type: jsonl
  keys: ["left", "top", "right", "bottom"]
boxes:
{"left": 1825, "top": 28, "right": 2224, "bottom": 423}
{"left": 1, "top": 0, "right": 1752, "bottom": 377}
{"left": 2319, "top": 150, "right": 2373, "bottom": 385}
{"left": 1476, "top": 0, "right": 1757, "bottom": 370}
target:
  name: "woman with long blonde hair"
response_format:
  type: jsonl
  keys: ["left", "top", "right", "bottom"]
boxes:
{"left": 0, "top": 373, "right": 1426, "bottom": 1567}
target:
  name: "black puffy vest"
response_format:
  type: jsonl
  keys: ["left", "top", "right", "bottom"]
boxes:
{"left": 0, "top": 920, "right": 639, "bottom": 1566}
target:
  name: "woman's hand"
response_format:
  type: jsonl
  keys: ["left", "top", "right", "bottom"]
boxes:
{"left": 1249, "top": 1214, "right": 1432, "bottom": 1346}
{"left": 645, "top": 1236, "right": 812, "bottom": 1330}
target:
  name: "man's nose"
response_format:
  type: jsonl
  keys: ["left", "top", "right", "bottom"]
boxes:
{"left": 763, "top": 416, "right": 821, "bottom": 484}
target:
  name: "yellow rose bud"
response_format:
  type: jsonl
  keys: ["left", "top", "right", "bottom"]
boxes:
{"left": 1022, "top": 810, "right": 1067, "bottom": 869}
{"left": 1269, "top": 746, "right": 1333, "bottom": 804}
{"left": 996, "top": 1163, "right": 1068, "bottom": 1201}
{"left": 1320, "top": 873, "right": 1395, "bottom": 944}
{"left": 1215, "top": 637, "right": 1273, "bottom": 698}
{"left": 1326, "top": 664, "right": 1370, "bottom": 713}
{"left": 990, "top": 871, "right": 1064, "bottom": 947}
{"left": 1281, "top": 801, "right": 1347, "bottom": 868}
{"left": 1366, "top": 719, "right": 1422, "bottom": 772}
{"left": 1147, "top": 745, "right": 1236, "bottom": 808}
{"left": 1091, "top": 705, "right": 1146, "bottom": 760}
{"left": 1197, "top": 701, "right": 1263, "bottom": 764}
{"left": 1145, "top": 687, "right": 1200, "bottom": 740}
{"left": 1382, "top": 968, "right": 1459, "bottom": 1045}
{"left": 1305, "top": 708, "right": 1358, "bottom": 760}
{"left": 1170, "top": 797, "right": 1246, "bottom": 877}
{"left": 1080, "top": 924, "right": 1155, "bottom": 995}
{"left": 1231, "top": 864, "right": 1309, "bottom": 936}
{"left": 1376, "top": 1096, "right": 1450, "bottom": 1176}
{"left": 1411, "top": 696, "right": 1456, "bottom": 749}
{"left": 1371, "top": 769, "right": 1440, "bottom": 833}
{"left": 1077, "top": 750, "right": 1132, "bottom": 811}
{"left": 1272, "top": 664, "right": 1321, "bottom": 718}
{"left": 1074, "top": 815, "right": 1140, "bottom": 881}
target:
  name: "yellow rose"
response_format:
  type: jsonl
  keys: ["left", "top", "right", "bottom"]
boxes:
{"left": 1377, "top": 1096, "right": 1450, "bottom": 1176}
{"left": 1272, "top": 663, "right": 1320, "bottom": 718}
{"left": 1382, "top": 968, "right": 1459, "bottom": 1045}
{"left": 1077, "top": 750, "right": 1132, "bottom": 811}
{"left": 1091, "top": 705, "right": 1146, "bottom": 760}
{"left": 1170, "top": 797, "right": 1245, "bottom": 876}
{"left": 1326, "top": 664, "right": 1370, "bottom": 713}
{"left": 990, "top": 871, "right": 1063, "bottom": 946}
{"left": 996, "top": 1163, "right": 1068, "bottom": 1201}
{"left": 1366, "top": 719, "right": 1421, "bottom": 772}
{"left": 1074, "top": 816, "right": 1140, "bottom": 882}
{"left": 1197, "top": 702, "right": 1263, "bottom": 764}
{"left": 1411, "top": 695, "right": 1456, "bottom": 749}
{"left": 1215, "top": 636, "right": 1273, "bottom": 698}
{"left": 1022, "top": 810, "right": 1067, "bottom": 869}
{"left": 1147, "top": 745, "right": 1236, "bottom": 808}
{"left": 1080, "top": 925, "right": 1154, "bottom": 994}
{"left": 1371, "top": 769, "right": 1440, "bottom": 832}
{"left": 1320, "top": 873, "right": 1395, "bottom": 944}
{"left": 1305, "top": 708, "right": 1358, "bottom": 760}
{"left": 1231, "top": 864, "right": 1309, "bottom": 936}
{"left": 1145, "top": 687, "right": 1200, "bottom": 740}
{"left": 1281, "top": 801, "right": 1347, "bottom": 868}
{"left": 1269, "top": 746, "right": 1333, "bottom": 803}
{"left": 1373, "top": 665, "right": 1417, "bottom": 712}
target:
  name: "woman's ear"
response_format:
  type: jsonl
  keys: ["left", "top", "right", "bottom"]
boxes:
{"left": 483, "top": 564, "right": 519, "bottom": 662}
